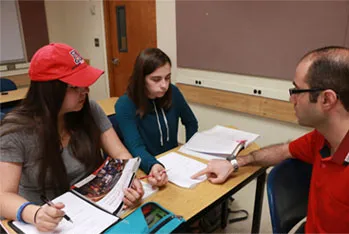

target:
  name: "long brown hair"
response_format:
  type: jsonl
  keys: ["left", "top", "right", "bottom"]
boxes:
{"left": 127, "top": 48, "right": 172, "bottom": 117}
{"left": 1, "top": 80, "right": 103, "bottom": 195}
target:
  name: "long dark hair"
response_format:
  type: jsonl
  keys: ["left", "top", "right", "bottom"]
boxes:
{"left": 1, "top": 80, "right": 102, "bottom": 195}
{"left": 127, "top": 48, "right": 172, "bottom": 117}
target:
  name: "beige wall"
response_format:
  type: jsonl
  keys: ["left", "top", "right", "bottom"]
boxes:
{"left": 45, "top": 0, "right": 309, "bottom": 147}
{"left": 45, "top": 0, "right": 109, "bottom": 101}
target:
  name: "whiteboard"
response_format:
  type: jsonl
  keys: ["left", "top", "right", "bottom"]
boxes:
{"left": 0, "top": 0, "right": 26, "bottom": 64}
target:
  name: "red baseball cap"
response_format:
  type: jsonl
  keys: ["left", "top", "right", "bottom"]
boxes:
{"left": 29, "top": 43, "right": 104, "bottom": 87}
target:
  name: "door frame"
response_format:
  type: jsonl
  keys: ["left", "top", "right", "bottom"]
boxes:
{"left": 103, "top": 0, "right": 117, "bottom": 97}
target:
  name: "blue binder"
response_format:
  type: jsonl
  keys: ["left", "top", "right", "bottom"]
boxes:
{"left": 105, "top": 202, "right": 185, "bottom": 233}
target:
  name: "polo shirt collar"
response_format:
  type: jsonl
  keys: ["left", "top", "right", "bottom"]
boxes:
{"left": 320, "top": 130, "right": 349, "bottom": 165}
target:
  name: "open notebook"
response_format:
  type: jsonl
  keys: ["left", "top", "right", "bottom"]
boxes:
{"left": 179, "top": 125, "right": 259, "bottom": 160}
{"left": 158, "top": 152, "right": 207, "bottom": 188}
{"left": 10, "top": 157, "right": 141, "bottom": 234}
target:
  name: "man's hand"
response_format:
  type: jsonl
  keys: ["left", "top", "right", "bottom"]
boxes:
{"left": 147, "top": 164, "right": 168, "bottom": 187}
{"left": 123, "top": 178, "right": 144, "bottom": 209}
{"left": 191, "top": 159, "right": 234, "bottom": 184}
{"left": 34, "top": 203, "right": 65, "bottom": 232}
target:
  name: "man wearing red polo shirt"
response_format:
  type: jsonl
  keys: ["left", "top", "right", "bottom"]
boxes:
{"left": 192, "top": 46, "right": 349, "bottom": 233}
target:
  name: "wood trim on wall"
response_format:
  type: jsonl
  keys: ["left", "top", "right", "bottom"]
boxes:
{"left": 6, "top": 73, "right": 30, "bottom": 88}
{"left": 176, "top": 83, "right": 297, "bottom": 124}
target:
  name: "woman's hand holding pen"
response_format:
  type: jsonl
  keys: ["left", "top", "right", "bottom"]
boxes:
{"left": 34, "top": 202, "right": 65, "bottom": 232}
{"left": 123, "top": 178, "right": 144, "bottom": 209}
{"left": 147, "top": 164, "right": 168, "bottom": 187}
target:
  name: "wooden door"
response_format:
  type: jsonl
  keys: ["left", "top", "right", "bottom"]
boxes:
{"left": 104, "top": 0, "right": 157, "bottom": 97}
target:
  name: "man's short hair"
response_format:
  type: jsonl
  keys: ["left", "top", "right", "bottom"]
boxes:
{"left": 303, "top": 46, "right": 349, "bottom": 112}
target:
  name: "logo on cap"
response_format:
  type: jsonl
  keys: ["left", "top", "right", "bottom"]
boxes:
{"left": 69, "top": 50, "right": 84, "bottom": 65}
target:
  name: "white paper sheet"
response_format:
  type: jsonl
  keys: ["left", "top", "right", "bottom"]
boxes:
{"left": 141, "top": 181, "right": 159, "bottom": 200}
{"left": 158, "top": 152, "right": 207, "bottom": 188}
{"left": 184, "top": 132, "right": 240, "bottom": 155}
{"left": 12, "top": 192, "right": 119, "bottom": 234}
{"left": 203, "top": 125, "right": 259, "bottom": 147}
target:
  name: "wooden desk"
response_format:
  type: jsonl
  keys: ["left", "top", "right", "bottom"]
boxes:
{"left": 96, "top": 97, "right": 118, "bottom": 116}
{"left": 0, "top": 87, "right": 28, "bottom": 104}
{"left": 135, "top": 145, "right": 267, "bottom": 233}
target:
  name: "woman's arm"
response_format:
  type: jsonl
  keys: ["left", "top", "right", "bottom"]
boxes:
{"left": 115, "top": 98, "right": 161, "bottom": 174}
{"left": 90, "top": 100, "right": 132, "bottom": 160}
{"left": 0, "top": 162, "right": 65, "bottom": 232}
{"left": 100, "top": 127, "right": 132, "bottom": 160}
{"left": 0, "top": 162, "right": 33, "bottom": 221}
{"left": 175, "top": 86, "right": 198, "bottom": 141}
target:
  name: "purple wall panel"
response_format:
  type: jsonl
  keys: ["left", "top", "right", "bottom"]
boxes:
{"left": 176, "top": 1, "right": 349, "bottom": 81}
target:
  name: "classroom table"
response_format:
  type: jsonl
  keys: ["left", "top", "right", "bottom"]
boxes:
{"left": 0, "top": 87, "right": 28, "bottom": 104}
{"left": 0, "top": 97, "right": 267, "bottom": 233}
{"left": 96, "top": 96, "right": 118, "bottom": 116}
{"left": 135, "top": 145, "right": 267, "bottom": 233}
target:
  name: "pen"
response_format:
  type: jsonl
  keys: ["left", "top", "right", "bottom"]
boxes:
{"left": 231, "top": 140, "right": 246, "bottom": 157}
{"left": 139, "top": 169, "right": 170, "bottom": 180}
{"left": 40, "top": 195, "right": 73, "bottom": 223}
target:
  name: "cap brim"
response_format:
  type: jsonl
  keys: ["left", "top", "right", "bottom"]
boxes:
{"left": 60, "top": 65, "right": 104, "bottom": 87}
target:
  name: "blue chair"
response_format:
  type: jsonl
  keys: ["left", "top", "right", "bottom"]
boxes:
{"left": 0, "top": 78, "right": 18, "bottom": 114}
{"left": 267, "top": 158, "right": 312, "bottom": 234}
{"left": 0, "top": 111, "right": 5, "bottom": 120}
{"left": 108, "top": 114, "right": 123, "bottom": 142}
{"left": 103, "top": 114, "right": 124, "bottom": 159}
{"left": 0, "top": 77, "right": 17, "bottom": 92}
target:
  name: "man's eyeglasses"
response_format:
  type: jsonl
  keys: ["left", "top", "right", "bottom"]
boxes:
{"left": 288, "top": 88, "right": 325, "bottom": 96}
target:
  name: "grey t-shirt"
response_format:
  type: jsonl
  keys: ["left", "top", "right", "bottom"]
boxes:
{"left": 0, "top": 100, "right": 112, "bottom": 205}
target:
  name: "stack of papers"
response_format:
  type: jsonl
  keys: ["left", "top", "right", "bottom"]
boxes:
{"left": 179, "top": 125, "right": 259, "bottom": 161}
{"left": 158, "top": 152, "right": 207, "bottom": 188}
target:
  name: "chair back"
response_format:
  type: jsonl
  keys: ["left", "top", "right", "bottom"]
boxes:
{"left": 0, "top": 111, "right": 5, "bottom": 120}
{"left": 102, "top": 114, "right": 124, "bottom": 159}
{"left": 267, "top": 158, "right": 312, "bottom": 234}
{"left": 0, "top": 78, "right": 18, "bottom": 114}
{"left": 0, "top": 78, "right": 17, "bottom": 92}
{"left": 108, "top": 114, "right": 123, "bottom": 142}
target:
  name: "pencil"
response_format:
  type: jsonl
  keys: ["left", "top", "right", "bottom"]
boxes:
{"left": 139, "top": 169, "right": 170, "bottom": 180}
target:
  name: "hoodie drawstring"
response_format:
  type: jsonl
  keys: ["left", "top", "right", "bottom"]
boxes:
{"left": 161, "top": 108, "right": 170, "bottom": 142}
{"left": 152, "top": 101, "right": 169, "bottom": 146}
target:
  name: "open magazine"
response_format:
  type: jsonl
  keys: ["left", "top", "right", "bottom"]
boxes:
{"left": 9, "top": 157, "right": 141, "bottom": 234}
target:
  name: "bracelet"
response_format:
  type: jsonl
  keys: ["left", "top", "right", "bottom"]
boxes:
{"left": 16, "top": 202, "right": 34, "bottom": 223}
{"left": 229, "top": 158, "right": 239, "bottom": 172}
{"left": 34, "top": 207, "right": 42, "bottom": 224}
{"left": 226, "top": 157, "right": 239, "bottom": 172}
